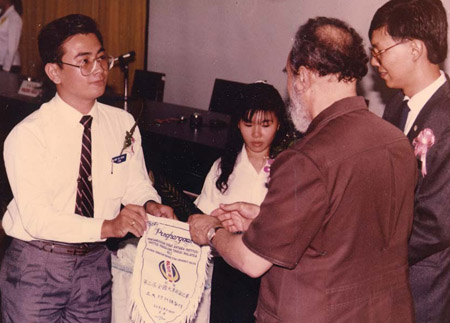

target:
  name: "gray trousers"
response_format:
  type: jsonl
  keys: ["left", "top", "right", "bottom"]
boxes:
{"left": 0, "top": 238, "right": 112, "bottom": 323}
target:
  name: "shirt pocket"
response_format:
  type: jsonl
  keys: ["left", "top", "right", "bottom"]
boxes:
{"left": 105, "top": 153, "right": 131, "bottom": 198}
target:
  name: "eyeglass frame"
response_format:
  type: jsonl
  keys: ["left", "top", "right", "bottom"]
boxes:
{"left": 56, "top": 54, "right": 115, "bottom": 76}
{"left": 369, "top": 39, "right": 411, "bottom": 63}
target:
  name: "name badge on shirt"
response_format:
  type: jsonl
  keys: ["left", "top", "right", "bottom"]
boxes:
{"left": 112, "top": 154, "right": 127, "bottom": 164}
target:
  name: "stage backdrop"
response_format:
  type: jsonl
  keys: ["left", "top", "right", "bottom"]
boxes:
{"left": 147, "top": 0, "right": 450, "bottom": 116}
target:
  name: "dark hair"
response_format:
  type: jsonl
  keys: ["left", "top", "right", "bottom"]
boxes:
{"left": 38, "top": 14, "right": 103, "bottom": 66}
{"left": 288, "top": 17, "right": 368, "bottom": 82}
{"left": 368, "top": 0, "right": 447, "bottom": 64}
{"left": 12, "top": 0, "right": 22, "bottom": 16}
{"left": 215, "top": 82, "right": 288, "bottom": 193}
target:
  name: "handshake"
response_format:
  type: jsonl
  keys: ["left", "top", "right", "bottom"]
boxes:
{"left": 188, "top": 202, "right": 260, "bottom": 246}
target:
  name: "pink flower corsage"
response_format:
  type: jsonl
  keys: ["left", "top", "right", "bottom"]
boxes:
{"left": 263, "top": 158, "right": 274, "bottom": 187}
{"left": 412, "top": 128, "right": 435, "bottom": 176}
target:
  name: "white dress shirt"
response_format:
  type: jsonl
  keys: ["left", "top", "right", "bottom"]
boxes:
{"left": 403, "top": 70, "right": 446, "bottom": 134}
{"left": 0, "top": 5, "right": 22, "bottom": 71}
{"left": 3, "top": 94, "right": 160, "bottom": 243}
{"left": 195, "top": 145, "right": 270, "bottom": 214}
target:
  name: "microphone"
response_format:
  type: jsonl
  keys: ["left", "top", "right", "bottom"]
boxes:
{"left": 114, "top": 51, "right": 136, "bottom": 64}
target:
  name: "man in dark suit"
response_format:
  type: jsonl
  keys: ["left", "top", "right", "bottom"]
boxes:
{"left": 189, "top": 17, "right": 417, "bottom": 322}
{"left": 369, "top": 1, "right": 450, "bottom": 322}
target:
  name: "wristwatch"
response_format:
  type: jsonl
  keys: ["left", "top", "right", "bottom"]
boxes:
{"left": 207, "top": 226, "right": 224, "bottom": 247}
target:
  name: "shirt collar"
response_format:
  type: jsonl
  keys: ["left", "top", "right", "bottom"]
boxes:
{"left": 52, "top": 93, "right": 99, "bottom": 128}
{"left": 236, "top": 144, "right": 247, "bottom": 165}
{"left": 237, "top": 144, "right": 271, "bottom": 176}
{"left": 405, "top": 70, "right": 446, "bottom": 113}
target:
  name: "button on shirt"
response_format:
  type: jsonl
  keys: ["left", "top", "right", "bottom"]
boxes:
{"left": 0, "top": 5, "right": 22, "bottom": 71}
{"left": 195, "top": 145, "right": 269, "bottom": 214}
{"left": 3, "top": 94, "right": 160, "bottom": 243}
{"left": 403, "top": 71, "right": 446, "bottom": 134}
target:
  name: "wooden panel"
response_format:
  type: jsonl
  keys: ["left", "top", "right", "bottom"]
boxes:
{"left": 19, "top": 0, "right": 147, "bottom": 95}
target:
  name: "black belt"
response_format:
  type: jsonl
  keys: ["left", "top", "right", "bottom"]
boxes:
{"left": 27, "top": 240, "right": 106, "bottom": 256}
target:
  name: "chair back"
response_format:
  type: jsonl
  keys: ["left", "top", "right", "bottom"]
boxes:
{"left": 208, "top": 78, "right": 247, "bottom": 115}
{"left": 132, "top": 70, "right": 166, "bottom": 102}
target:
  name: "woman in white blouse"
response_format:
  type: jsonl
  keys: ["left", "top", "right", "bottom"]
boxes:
{"left": 194, "top": 82, "right": 288, "bottom": 323}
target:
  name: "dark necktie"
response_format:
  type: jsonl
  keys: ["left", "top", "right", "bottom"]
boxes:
{"left": 398, "top": 99, "right": 410, "bottom": 132}
{"left": 75, "top": 115, "right": 94, "bottom": 217}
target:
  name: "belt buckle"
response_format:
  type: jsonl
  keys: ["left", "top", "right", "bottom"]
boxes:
{"left": 78, "top": 244, "right": 90, "bottom": 255}
{"left": 71, "top": 246, "right": 79, "bottom": 255}
{"left": 41, "top": 242, "right": 55, "bottom": 253}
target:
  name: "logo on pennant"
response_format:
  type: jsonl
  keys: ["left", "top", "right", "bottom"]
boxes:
{"left": 159, "top": 260, "right": 181, "bottom": 283}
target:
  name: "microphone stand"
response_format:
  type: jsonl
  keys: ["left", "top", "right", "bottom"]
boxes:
{"left": 119, "top": 56, "right": 130, "bottom": 111}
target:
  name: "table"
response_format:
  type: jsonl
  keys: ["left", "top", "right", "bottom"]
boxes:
{"left": 118, "top": 98, "right": 230, "bottom": 195}
{"left": 0, "top": 71, "right": 43, "bottom": 105}
{"left": 126, "top": 99, "right": 229, "bottom": 150}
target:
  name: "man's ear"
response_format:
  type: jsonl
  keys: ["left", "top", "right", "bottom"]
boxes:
{"left": 410, "top": 39, "right": 425, "bottom": 62}
{"left": 45, "top": 63, "right": 62, "bottom": 84}
{"left": 293, "top": 66, "right": 311, "bottom": 93}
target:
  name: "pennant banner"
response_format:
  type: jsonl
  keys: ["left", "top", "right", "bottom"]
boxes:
{"left": 129, "top": 216, "right": 211, "bottom": 323}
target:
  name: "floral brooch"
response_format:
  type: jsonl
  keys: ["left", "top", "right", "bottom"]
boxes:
{"left": 412, "top": 128, "right": 435, "bottom": 177}
{"left": 263, "top": 157, "right": 274, "bottom": 188}
{"left": 111, "top": 102, "right": 144, "bottom": 174}
{"left": 120, "top": 122, "right": 137, "bottom": 156}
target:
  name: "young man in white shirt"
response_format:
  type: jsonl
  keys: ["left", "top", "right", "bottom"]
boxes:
{"left": 0, "top": 14, "right": 175, "bottom": 322}
{"left": 369, "top": 1, "right": 450, "bottom": 322}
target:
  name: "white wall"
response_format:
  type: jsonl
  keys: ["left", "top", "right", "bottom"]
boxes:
{"left": 148, "top": 0, "right": 450, "bottom": 116}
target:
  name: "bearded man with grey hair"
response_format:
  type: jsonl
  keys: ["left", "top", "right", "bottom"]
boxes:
{"left": 189, "top": 17, "right": 417, "bottom": 322}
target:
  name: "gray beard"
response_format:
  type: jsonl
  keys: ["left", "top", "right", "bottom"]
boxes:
{"left": 288, "top": 96, "right": 312, "bottom": 133}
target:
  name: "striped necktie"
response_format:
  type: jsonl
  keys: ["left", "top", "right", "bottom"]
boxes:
{"left": 75, "top": 115, "right": 94, "bottom": 217}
